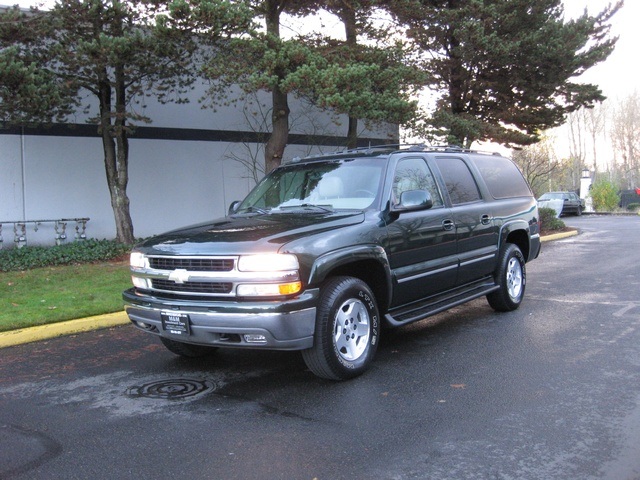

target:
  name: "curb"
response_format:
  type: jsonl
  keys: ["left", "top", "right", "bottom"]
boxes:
{"left": 0, "top": 311, "right": 130, "bottom": 349}
{"left": 0, "top": 229, "right": 580, "bottom": 349}
{"left": 540, "top": 230, "right": 579, "bottom": 242}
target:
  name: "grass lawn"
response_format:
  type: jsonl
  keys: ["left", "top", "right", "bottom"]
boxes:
{"left": 0, "top": 261, "right": 131, "bottom": 332}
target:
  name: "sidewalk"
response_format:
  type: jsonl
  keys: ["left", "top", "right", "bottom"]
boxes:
{"left": 0, "top": 230, "right": 579, "bottom": 349}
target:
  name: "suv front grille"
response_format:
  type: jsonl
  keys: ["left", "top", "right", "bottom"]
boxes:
{"left": 149, "top": 257, "right": 234, "bottom": 272}
{"left": 151, "top": 279, "right": 233, "bottom": 295}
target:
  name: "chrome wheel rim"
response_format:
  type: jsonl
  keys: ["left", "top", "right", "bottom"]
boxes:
{"left": 333, "top": 298, "right": 370, "bottom": 362}
{"left": 506, "top": 257, "right": 523, "bottom": 300}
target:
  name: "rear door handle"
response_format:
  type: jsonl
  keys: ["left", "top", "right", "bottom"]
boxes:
{"left": 442, "top": 219, "right": 455, "bottom": 231}
{"left": 480, "top": 214, "right": 492, "bottom": 225}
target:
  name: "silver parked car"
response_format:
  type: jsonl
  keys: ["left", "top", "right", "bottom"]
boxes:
{"left": 538, "top": 191, "right": 585, "bottom": 216}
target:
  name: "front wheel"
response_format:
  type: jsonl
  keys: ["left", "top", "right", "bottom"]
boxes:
{"left": 487, "top": 244, "right": 526, "bottom": 312}
{"left": 302, "top": 276, "right": 380, "bottom": 380}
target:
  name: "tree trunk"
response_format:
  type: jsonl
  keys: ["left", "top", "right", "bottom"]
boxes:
{"left": 98, "top": 73, "right": 135, "bottom": 245}
{"left": 265, "top": 84, "right": 290, "bottom": 173}
{"left": 340, "top": 4, "right": 359, "bottom": 150}
{"left": 263, "top": 0, "right": 289, "bottom": 173}
{"left": 347, "top": 117, "right": 358, "bottom": 149}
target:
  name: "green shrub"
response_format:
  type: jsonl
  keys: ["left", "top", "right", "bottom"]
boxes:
{"left": 0, "top": 239, "right": 131, "bottom": 272}
{"left": 626, "top": 203, "right": 640, "bottom": 212}
{"left": 539, "top": 207, "right": 565, "bottom": 233}
{"left": 590, "top": 180, "right": 620, "bottom": 212}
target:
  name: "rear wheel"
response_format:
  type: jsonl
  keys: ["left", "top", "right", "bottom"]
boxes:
{"left": 487, "top": 243, "right": 526, "bottom": 312}
{"left": 160, "top": 337, "right": 218, "bottom": 358}
{"left": 302, "top": 276, "right": 380, "bottom": 380}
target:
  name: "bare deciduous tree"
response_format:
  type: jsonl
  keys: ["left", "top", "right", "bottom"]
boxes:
{"left": 512, "top": 137, "right": 560, "bottom": 197}
{"left": 610, "top": 91, "right": 640, "bottom": 189}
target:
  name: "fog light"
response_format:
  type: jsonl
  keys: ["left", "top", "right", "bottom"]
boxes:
{"left": 243, "top": 334, "right": 267, "bottom": 344}
{"left": 136, "top": 321, "right": 152, "bottom": 330}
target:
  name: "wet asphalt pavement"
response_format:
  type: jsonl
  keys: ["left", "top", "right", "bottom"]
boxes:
{"left": 1, "top": 215, "right": 639, "bottom": 480}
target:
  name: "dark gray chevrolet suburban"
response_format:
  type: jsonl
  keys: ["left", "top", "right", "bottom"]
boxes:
{"left": 123, "top": 145, "right": 541, "bottom": 380}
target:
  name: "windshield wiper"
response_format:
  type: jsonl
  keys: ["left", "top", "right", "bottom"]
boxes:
{"left": 299, "top": 203, "right": 333, "bottom": 212}
{"left": 277, "top": 203, "right": 333, "bottom": 213}
{"left": 237, "top": 206, "right": 270, "bottom": 215}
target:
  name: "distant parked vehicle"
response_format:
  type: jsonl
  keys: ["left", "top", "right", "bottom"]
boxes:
{"left": 538, "top": 191, "right": 584, "bottom": 216}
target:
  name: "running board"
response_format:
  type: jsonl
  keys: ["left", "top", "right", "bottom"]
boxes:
{"left": 385, "top": 279, "right": 500, "bottom": 327}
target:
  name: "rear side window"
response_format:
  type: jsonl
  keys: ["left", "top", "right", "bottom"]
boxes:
{"left": 473, "top": 156, "right": 532, "bottom": 199}
{"left": 434, "top": 157, "right": 481, "bottom": 205}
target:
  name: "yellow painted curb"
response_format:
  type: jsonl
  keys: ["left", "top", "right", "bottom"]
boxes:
{"left": 0, "top": 230, "right": 580, "bottom": 349}
{"left": 540, "top": 230, "right": 579, "bottom": 242}
{"left": 0, "top": 311, "right": 130, "bottom": 349}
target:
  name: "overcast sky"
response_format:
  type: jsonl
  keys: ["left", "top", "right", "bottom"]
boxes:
{"left": 6, "top": 0, "right": 633, "bottom": 105}
{"left": 8, "top": 0, "right": 631, "bottom": 98}
{"left": 562, "top": 0, "right": 637, "bottom": 100}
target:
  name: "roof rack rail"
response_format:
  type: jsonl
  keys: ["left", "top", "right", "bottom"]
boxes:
{"left": 337, "top": 143, "right": 415, "bottom": 154}
{"left": 336, "top": 143, "right": 472, "bottom": 154}
{"left": 285, "top": 143, "right": 504, "bottom": 163}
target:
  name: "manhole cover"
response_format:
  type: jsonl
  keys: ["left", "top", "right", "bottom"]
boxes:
{"left": 127, "top": 379, "right": 214, "bottom": 399}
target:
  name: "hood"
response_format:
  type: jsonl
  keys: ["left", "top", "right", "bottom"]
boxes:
{"left": 136, "top": 211, "right": 365, "bottom": 256}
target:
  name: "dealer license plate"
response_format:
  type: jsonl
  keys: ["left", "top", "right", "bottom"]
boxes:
{"left": 161, "top": 312, "right": 191, "bottom": 336}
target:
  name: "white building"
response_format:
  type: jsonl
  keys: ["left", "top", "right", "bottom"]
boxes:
{"left": 0, "top": 83, "right": 398, "bottom": 247}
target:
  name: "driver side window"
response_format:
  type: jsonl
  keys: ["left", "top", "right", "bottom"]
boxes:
{"left": 393, "top": 157, "right": 443, "bottom": 207}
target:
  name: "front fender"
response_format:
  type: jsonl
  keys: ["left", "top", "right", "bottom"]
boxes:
{"left": 307, "top": 245, "right": 393, "bottom": 310}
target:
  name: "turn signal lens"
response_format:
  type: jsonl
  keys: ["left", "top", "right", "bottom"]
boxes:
{"left": 278, "top": 281, "right": 302, "bottom": 295}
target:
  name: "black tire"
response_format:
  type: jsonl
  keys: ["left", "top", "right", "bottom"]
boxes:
{"left": 160, "top": 336, "right": 218, "bottom": 358}
{"left": 302, "top": 276, "right": 380, "bottom": 380}
{"left": 576, "top": 206, "right": 582, "bottom": 216}
{"left": 487, "top": 243, "right": 526, "bottom": 312}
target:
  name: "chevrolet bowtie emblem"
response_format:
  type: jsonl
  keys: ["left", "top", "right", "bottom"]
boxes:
{"left": 168, "top": 269, "right": 190, "bottom": 284}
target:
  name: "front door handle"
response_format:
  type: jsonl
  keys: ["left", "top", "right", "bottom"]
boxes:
{"left": 442, "top": 219, "right": 455, "bottom": 231}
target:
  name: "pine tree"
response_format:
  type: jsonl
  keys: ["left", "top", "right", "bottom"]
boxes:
{"left": 0, "top": 0, "right": 252, "bottom": 243}
{"left": 389, "top": 0, "right": 622, "bottom": 148}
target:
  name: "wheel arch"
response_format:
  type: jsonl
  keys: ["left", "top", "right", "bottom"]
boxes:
{"left": 307, "top": 245, "right": 392, "bottom": 314}
{"left": 499, "top": 221, "right": 531, "bottom": 260}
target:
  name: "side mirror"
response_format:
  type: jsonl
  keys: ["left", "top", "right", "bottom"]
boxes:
{"left": 228, "top": 200, "right": 241, "bottom": 215}
{"left": 394, "top": 190, "right": 433, "bottom": 212}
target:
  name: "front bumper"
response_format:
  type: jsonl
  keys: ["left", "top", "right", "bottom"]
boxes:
{"left": 122, "top": 288, "right": 319, "bottom": 350}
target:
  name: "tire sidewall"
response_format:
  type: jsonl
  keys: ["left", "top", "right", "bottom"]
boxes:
{"left": 322, "top": 278, "right": 380, "bottom": 375}
{"left": 504, "top": 244, "right": 526, "bottom": 308}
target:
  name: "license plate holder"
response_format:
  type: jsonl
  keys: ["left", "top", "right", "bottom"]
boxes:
{"left": 161, "top": 312, "right": 191, "bottom": 336}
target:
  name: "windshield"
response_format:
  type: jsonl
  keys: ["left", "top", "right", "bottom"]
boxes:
{"left": 237, "top": 157, "right": 385, "bottom": 213}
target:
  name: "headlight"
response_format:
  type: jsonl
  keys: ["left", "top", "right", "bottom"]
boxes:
{"left": 236, "top": 281, "right": 302, "bottom": 297}
{"left": 130, "top": 252, "right": 148, "bottom": 269}
{"left": 237, "top": 254, "right": 301, "bottom": 296}
{"left": 238, "top": 254, "right": 298, "bottom": 272}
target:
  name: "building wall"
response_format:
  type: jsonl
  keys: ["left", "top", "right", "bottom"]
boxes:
{"left": 0, "top": 86, "right": 398, "bottom": 246}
